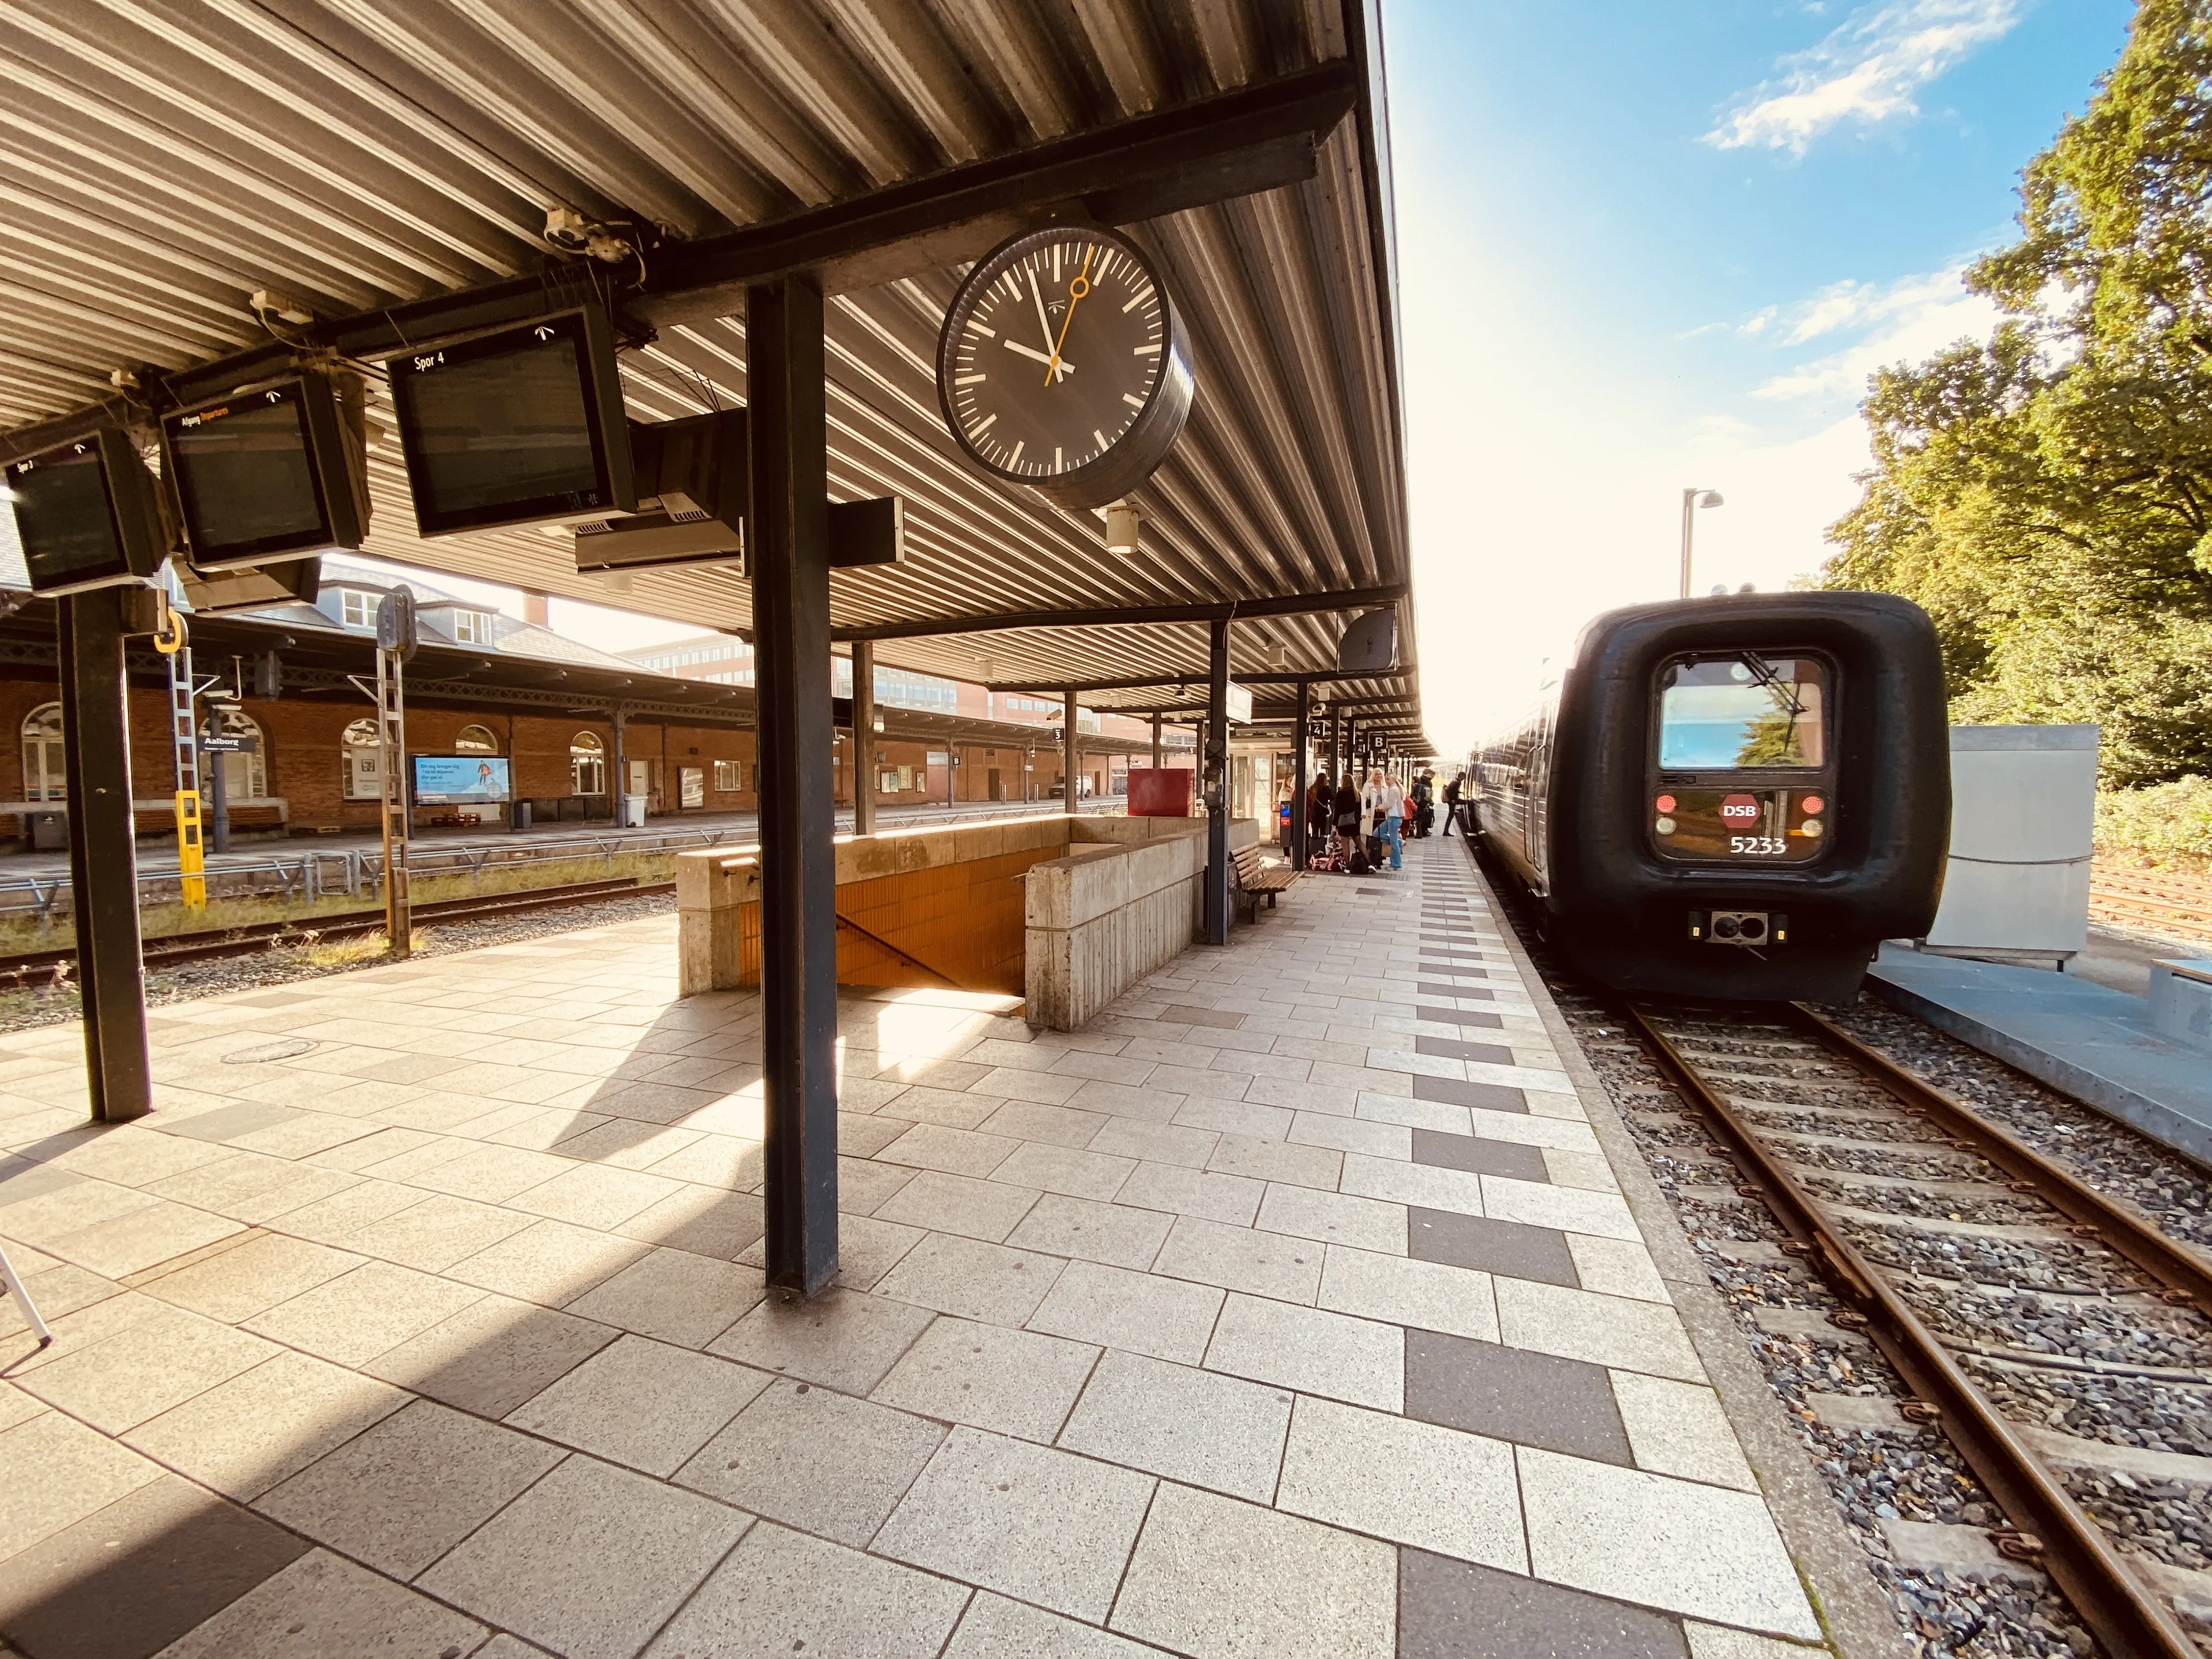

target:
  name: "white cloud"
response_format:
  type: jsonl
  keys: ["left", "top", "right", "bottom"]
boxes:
{"left": 1752, "top": 265, "right": 1999, "bottom": 401}
{"left": 1708, "top": 0, "right": 2024, "bottom": 154}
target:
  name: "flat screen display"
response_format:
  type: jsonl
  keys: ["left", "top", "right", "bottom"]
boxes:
{"left": 392, "top": 312, "right": 628, "bottom": 535}
{"left": 8, "top": 441, "right": 125, "bottom": 591}
{"left": 166, "top": 386, "right": 328, "bottom": 565}
{"left": 413, "top": 755, "right": 511, "bottom": 805}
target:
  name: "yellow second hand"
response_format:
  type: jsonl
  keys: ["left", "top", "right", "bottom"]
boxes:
{"left": 1044, "top": 249, "right": 1095, "bottom": 387}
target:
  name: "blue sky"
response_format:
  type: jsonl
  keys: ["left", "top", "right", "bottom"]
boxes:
{"left": 1392, "top": 0, "right": 2136, "bottom": 747}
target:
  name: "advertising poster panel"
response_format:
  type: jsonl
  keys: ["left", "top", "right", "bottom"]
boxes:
{"left": 413, "top": 755, "right": 511, "bottom": 804}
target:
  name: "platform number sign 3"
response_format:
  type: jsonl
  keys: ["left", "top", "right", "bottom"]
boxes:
{"left": 936, "top": 225, "right": 1195, "bottom": 512}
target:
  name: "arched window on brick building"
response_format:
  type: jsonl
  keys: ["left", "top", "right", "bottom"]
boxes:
{"left": 570, "top": 731, "right": 606, "bottom": 796}
{"left": 455, "top": 724, "right": 499, "bottom": 754}
{"left": 342, "top": 717, "right": 381, "bottom": 801}
{"left": 21, "top": 703, "right": 64, "bottom": 801}
{"left": 210, "top": 707, "right": 267, "bottom": 800}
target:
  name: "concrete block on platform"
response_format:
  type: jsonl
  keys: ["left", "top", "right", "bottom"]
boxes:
{"left": 1870, "top": 944, "right": 2212, "bottom": 1165}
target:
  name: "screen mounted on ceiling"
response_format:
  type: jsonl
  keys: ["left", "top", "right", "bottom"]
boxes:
{"left": 4, "top": 428, "right": 165, "bottom": 597}
{"left": 160, "top": 373, "right": 368, "bottom": 569}
{"left": 390, "top": 307, "right": 635, "bottom": 538}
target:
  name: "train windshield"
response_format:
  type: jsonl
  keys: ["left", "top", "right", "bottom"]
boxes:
{"left": 1658, "top": 657, "right": 1826, "bottom": 770}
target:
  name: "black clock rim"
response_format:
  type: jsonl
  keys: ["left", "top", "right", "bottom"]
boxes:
{"left": 935, "top": 223, "right": 1195, "bottom": 512}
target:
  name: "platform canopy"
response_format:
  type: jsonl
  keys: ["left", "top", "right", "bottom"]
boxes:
{"left": 0, "top": 0, "right": 1416, "bottom": 727}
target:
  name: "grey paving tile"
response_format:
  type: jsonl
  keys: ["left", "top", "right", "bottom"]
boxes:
{"left": 1086, "top": 1117, "right": 1218, "bottom": 1169}
{"left": 1495, "top": 1276, "right": 1704, "bottom": 1382}
{"left": 16, "top": 1304, "right": 278, "bottom": 1434}
{"left": 364, "top": 1294, "right": 614, "bottom": 1417}
{"left": 617, "top": 1182, "right": 768, "bottom": 1257}
{"left": 1317, "top": 1245, "right": 1498, "bottom": 1342}
{"left": 945, "top": 1591, "right": 1161, "bottom": 1657}
{"left": 242, "top": 1260, "right": 484, "bottom": 1367}
{"left": 675, "top": 1376, "right": 945, "bottom": 1545}
{"left": 1278, "top": 1395, "right": 1525, "bottom": 1568}
{"left": 1026, "top": 1259, "right": 1224, "bottom": 1365}
{"left": 506, "top": 1334, "right": 770, "bottom": 1476}
{"left": 1398, "top": 1549, "right": 1688, "bottom": 1659}
{"left": 871, "top": 1167, "right": 1041, "bottom": 1242}
{"left": 874, "top": 1426, "right": 1155, "bottom": 1622}
{"left": 642, "top": 1521, "right": 967, "bottom": 1659}
{"left": 1339, "top": 1150, "right": 1487, "bottom": 1215}
{"left": 871, "top": 1315, "right": 1100, "bottom": 1442}
{"left": 1254, "top": 1183, "right": 1406, "bottom": 1255}
{"left": 0, "top": 1474, "right": 308, "bottom": 1659}
{"left": 1206, "top": 1132, "right": 1342, "bottom": 1190}
{"left": 876, "top": 1121, "right": 1018, "bottom": 1177}
{"left": 975, "top": 1098, "right": 1110, "bottom": 1148}
{"left": 708, "top": 1285, "right": 936, "bottom": 1393}
{"left": 989, "top": 1140, "right": 1137, "bottom": 1201}
{"left": 1415, "top": 1074, "right": 1527, "bottom": 1113}
{"left": 1415, "top": 1005, "right": 1506, "bottom": 1029}
{"left": 419, "top": 1453, "right": 748, "bottom": 1659}
{"left": 1413, "top": 1126, "right": 1549, "bottom": 1181}
{"left": 1113, "top": 1161, "right": 1263, "bottom": 1225}
{"left": 1519, "top": 1447, "right": 1820, "bottom": 1637}
{"left": 1408, "top": 1207, "right": 1579, "bottom": 1287}
{"left": 1611, "top": 1371, "right": 1758, "bottom": 1492}
{"left": 1406, "top": 1328, "right": 1633, "bottom": 1463}
{"left": 151, "top": 1547, "right": 487, "bottom": 1659}
{"left": 1152, "top": 1213, "right": 1322, "bottom": 1304}
{"left": 1203, "top": 1294, "right": 1401, "bottom": 1410}
{"left": 1288, "top": 1113, "right": 1412, "bottom": 1160}
{"left": 561, "top": 1245, "right": 765, "bottom": 1348}
{"left": 136, "top": 1232, "right": 361, "bottom": 1324}
{"left": 123, "top": 1350, "right": 408, "bottom": 1502}
{"left": 1005, "top": 1193, "right": 1172, "bottom": 1269}
{"left": 0, "top": 1409, "right": 166, "bottom": 1564}
{"left": 1057, "top": 1350, "right": 1290, "bottom": 1502}
{"left": 443, "top": 1217, "right": 651, "bottom": 1307}
{"left": 874, "top": 1231, "right": 1065, "bottom": 1325}
{"left": 1109, "top": 1481, "right": 1393, "bottom": 1659}
{"left": 256, "top": 1399, "right": 562, "bottom": 1579}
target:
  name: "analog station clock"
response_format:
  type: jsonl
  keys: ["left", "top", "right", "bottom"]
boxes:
{"left": 936, "top": 224, "right": 1195, "bottom": 511}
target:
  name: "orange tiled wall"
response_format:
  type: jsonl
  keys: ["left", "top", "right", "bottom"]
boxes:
{"left": 733, "top": 845, "right": 1061, "bottom": 994}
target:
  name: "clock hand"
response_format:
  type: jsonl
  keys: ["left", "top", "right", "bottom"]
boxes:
{"left": 1028, "top": 271, "right": 1061, "bottom": 372}
{"left": 1044, "top": 248, "right": 1096, "bottom": 387}
{"left": 1002, "top": 338, "right": 1074, "bottom": 374}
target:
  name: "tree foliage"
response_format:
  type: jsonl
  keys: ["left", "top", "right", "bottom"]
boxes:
{"left": 1822, "top": 0, "right": 2212, "bottom": 786}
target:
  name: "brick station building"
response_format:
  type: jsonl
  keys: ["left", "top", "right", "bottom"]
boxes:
{"left": 0, "top": 562, "right": 1188, "bottom": 849}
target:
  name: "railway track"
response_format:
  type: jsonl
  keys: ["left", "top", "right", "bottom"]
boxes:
{"left": 0, "top": 876, "right": 674, "bottom": 983}
{"left": 2091, "top": 867, "right": 2212, "bottom": 938}
{"left": 1622, "top": 1000, "right": 2212, "bottom": 1658}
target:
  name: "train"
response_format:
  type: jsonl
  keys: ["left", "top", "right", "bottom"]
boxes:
{"left": 1470, "top": 591, "right": 1950, "bottom": 1002}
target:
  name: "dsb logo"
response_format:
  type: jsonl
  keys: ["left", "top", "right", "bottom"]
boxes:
{"left": 1720, "top": 794, "right": 1760, "bottom": 821}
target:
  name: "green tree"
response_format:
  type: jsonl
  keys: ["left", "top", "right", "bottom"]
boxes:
{"left": 1822, "top": 0, "right": 2212, "bottom": 786}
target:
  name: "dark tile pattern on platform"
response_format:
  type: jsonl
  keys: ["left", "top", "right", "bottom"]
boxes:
{"left": 1398, "top": 1549, "right": 1688, "bottom": 1659}
{"left": 1403, "top": 1331, "right": 1633, "bottom": 1465}
{"left": 1414, "top": 1036, "right": 1514, "bottom": 1066}
{"left": 1413, "top": 1076, "right": 1525, "bottom": 1114}
{"left": 1408, "top": 1209, "right": 1578, "bottom": 1288}
{"left": 1413, "top": 1006, "right": 1504, "bottom": 1030}
{"left": 1410, "top": 1130, "right": 1547, "bottom": 1183}
{"left": 1161, "top": 1005, "right": 1245, "bottom": 1030}
{"left": 1417, "top": 983, "right": 1494, "bottom": 1001}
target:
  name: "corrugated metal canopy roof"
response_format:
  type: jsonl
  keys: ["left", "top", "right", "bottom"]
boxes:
{"left": 0, "top": 0, "right": 1417, "bottom": 731}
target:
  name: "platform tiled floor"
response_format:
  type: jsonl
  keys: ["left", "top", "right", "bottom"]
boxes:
{"left": 0, "top": 836, "right": 1830, "bottom": 1659}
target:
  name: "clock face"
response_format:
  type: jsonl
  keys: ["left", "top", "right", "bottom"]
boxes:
{"left": 936, "top": 225, "right": 1194, "bottom": 511}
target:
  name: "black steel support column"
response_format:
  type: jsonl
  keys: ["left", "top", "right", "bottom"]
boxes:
{"left": 59, "top": 590, "right": 151, "bottom": 1122}
{"left": 610, "top": 708, "right": 628, "bottom": 825}
{"left": 1204, "top": 617, "right": 1230, "bottom": 945}
{"left": 1062, "top": 690, "right": 1079, "bottom": 816}
{"left": 1150, "top": 713, "right": 1161, "bottom": 770}
{"left": 748, "top": 275, "right": 839, "bottom": 1296}
{"left": 851, "top": 641, "right": 876, "bottom": 837}
{"left": 1291, "top": 680, "right": 1310, "bottom": 872}
{"left": 1329, "top": 703, "right": 1341, "bottom": 788}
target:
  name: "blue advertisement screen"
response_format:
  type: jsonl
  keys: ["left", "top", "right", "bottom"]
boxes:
{"left": 413, "top": 754, "right": 510, "bottom": 804}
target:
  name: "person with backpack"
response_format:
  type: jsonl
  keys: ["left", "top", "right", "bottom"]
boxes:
{"left": 1410, "top": 770, "right": 1435, "bottom": 837}
{"left": 1443, "top": 770, "right": 1467, "bottom": 837}
{"left": 1331, "top": 774, "right": 1363, "bottom": 873}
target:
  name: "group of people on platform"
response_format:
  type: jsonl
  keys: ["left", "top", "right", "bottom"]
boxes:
{"left": 1295, "top": 765, "right": 1468, "bottom": 875}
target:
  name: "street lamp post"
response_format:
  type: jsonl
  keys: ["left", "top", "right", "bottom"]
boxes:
{"left": 1679, "top": 488, "right": 1724, "bottom": 599}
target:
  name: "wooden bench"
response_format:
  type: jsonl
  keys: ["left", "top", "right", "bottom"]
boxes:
{"left": 1230, "top": 843, "right": 1299, "bottom": 924}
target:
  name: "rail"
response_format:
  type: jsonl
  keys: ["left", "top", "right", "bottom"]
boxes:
{"left": 0, "top": 876, "right": 675, "bottom": 981}
{"left": 1623, "top": 1001, "right": 2207, "bottom": 1659}
{"left": 0, "top": 798, "right": 1127, "bottom": 921}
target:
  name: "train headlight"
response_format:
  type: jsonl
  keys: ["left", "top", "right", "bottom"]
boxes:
{"left": 1801, "top": 817, "right": 1823, "bottom": 838}
{"left": 1655, "top": 816, "right": 1677, "bottom": 834}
